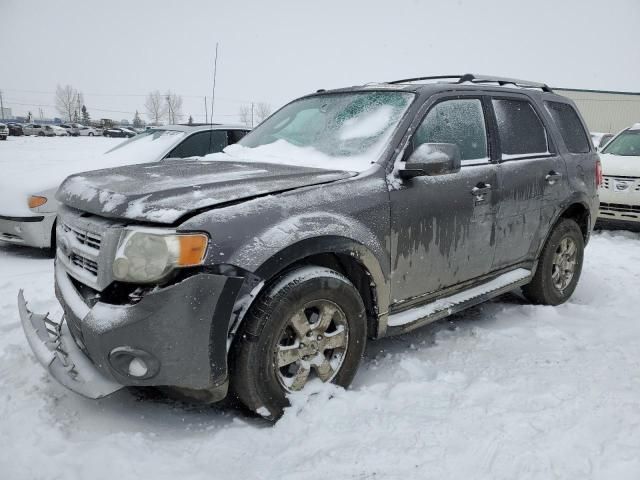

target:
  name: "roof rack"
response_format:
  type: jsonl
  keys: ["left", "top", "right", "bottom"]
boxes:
{"left": 386, "top": 73, "right": 553, "bottom": 93}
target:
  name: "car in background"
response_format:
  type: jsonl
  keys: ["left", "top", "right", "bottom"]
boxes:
{"left": 60, "top": 123, "right": 82, "bottom": 136}
{"left": 591, "top": 132, "right": 615, "bottom": 150}
{"left": 0, "top": 123, "right": 8, "bottom": 140}
{"left": 78, "top": 125, "right": 100, "bottom": 136}
{"left": 0, "top": 124, "right": 250, "bottom": 252}
{"left": 47, "top": 125, "right": 69, "bottom": 136}
{"left": 103, "top": 127, "right": 136, "bottom": 138}
{"left": 597, "top": 123, "right": 640, "bottom": 228}
{"left": 7, "top": 123, "right": 24, "bottom": 136}
{"left": 22, "top": 124, "right": 49, "bottom": 136}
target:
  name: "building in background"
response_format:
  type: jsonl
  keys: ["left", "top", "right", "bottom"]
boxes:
{"left": 1, "top": 107, "right": 12, "bottom": 119}
{"left": 555, "top": 88, "right": 640, "bottom": 134}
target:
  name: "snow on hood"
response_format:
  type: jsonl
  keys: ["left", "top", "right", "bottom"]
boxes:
{"left": 599, "top": 153, "right": 640, "bottom": 177}
{"left": 204, "top": 139, "right": 378, "bottom": 173}
{"left": 57, "top": 160, "right": 355, "bottom": 224}
{"left": 0, "top": 132, "right": 185, "bottom": 216}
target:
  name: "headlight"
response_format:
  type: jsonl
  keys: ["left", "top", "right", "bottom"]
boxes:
{"left": 112, "top": 228, "right": 208, "bottom": 283}
{"left": 28, "top": 195, "right": 48, "bottom": 208}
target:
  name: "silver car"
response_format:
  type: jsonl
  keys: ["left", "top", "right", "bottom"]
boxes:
{"left": 0, "top": 124, "right": 249, "bottom": 253}
{"left": 0, "top": 123, "right": 8, "bottom": 140}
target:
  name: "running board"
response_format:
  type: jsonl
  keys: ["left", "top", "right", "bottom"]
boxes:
{"left": 386, "top": 268, "right": 532, "bottom": 334}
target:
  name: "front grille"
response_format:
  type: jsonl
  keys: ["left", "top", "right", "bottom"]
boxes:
{"left": 600, "top": 202, "right": 640, "bottom": 214}
{"left": 601, "top": 176, "right": 640, "bottom": 192}
{"left": 56, "top": 207, "right": 121, "bottom": 292}
{"left": 70, "top": 253, "right": 99, "bottom": 275}
{"left": 61, "top": 222, "right": 102, "bottom": 250}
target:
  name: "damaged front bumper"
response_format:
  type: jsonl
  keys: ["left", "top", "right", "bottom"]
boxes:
{"left": 18, "top": 290, "right": 123, "bottom": 398}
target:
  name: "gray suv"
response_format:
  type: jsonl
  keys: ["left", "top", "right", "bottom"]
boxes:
{"left": 20, "top": 74, "right": 600, "bottom": 419}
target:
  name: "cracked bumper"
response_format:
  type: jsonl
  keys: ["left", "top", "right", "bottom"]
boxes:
{"left": 18, "top": 290, "right": 123, "bottom": 398}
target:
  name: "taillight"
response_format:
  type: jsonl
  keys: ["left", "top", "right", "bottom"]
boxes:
{"left": 596, "top": 159, "right": 603, "bottom": 187}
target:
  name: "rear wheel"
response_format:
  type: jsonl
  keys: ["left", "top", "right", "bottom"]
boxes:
{"left": 522, "top": 218, "right": 584, "bottom": 305}
{"left": 230, "top": 266, "right": 367, "bottom": 420}
{"left": 38, "top": 132, "right": 45, "bottom": 137}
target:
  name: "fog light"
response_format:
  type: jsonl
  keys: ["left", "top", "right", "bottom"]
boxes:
{"left": 128, "top": 358, "right": 148, "bottom": 377}
{"left": 108, "top": 346, "right": 159, "bottom": 380}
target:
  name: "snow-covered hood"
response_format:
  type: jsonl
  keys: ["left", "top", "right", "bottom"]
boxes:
{"left": 56, "top": 160, "right": 355, "bottom": 224}
{"left": 599, "top": 153, "right": 640, "bottom": 177}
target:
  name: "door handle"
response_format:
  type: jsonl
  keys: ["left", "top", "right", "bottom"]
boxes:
{"left": 545, "top": 171, "right": 562, "bottom": 185}
{"left": 470, "top": 183, "right": 492, "bottom": 196}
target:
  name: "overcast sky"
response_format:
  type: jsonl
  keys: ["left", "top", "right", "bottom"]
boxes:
{"left": 3, "top": 0, "right": 639, "bottom": 124}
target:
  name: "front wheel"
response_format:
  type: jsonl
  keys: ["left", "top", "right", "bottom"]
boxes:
{"left": 230, "top": 266, "right": 367, "bottom": 420}
{"left": 88, "top": 132, "right": 94, "bottom": 136}
{"left": 522, "top": 218, "right": 584, "bottom": 305}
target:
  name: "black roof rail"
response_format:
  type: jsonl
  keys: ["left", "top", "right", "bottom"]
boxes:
{"left": 387, "top": 73, "right": 553, "bottom": 93}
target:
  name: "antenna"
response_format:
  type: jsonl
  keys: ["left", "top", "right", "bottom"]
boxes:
{"left": 210, "top": 42, "right": 219, "bottom": 125}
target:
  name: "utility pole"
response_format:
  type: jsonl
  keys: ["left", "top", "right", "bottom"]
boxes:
{"left": 251, "top": 102, "right": 254, "bottom": 128}
{"left": 204, "top": 96, "right": 208, "bottom": 123}
{"left": 0, "top": 90, "right": 4, "bottom": 120}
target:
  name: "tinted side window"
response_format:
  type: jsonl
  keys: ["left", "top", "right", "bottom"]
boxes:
{"left": 492, "top": 99, "right": 548, "bottom": 157}
{"left": 544, "top": 101, "right": 590, "bottom": 153}
{"left": 228, "top": 130, "right": 248, "bottom": 144}
{"left": 414, "top": 99, "right": 488, "bottom": 163}
{"left": 169, "top": 131, "right": 227, "bottom": 158}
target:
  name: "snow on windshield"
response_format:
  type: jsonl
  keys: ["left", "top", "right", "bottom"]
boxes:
{"left": 203, "top": 91, "right": 414, "bottom": 172}
{"left": 0, "top": 132, "right": 185, "bottom": 216}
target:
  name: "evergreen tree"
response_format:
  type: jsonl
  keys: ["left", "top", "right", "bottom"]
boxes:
{"left": 81, "top": 105, "right": 91, "bottom": 125}
{"left": 188, "top": 115, "right": 194, "bottom": 125}
{"left": 132, "top": 110, "right": 144, "bottom": 128}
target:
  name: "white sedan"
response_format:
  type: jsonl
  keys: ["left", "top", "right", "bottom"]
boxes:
{"left": 598, "top": 123, "right": 640, "bottom": 227}
{"left": 77, "top": 126, "right": 100, "bottom": 136}
{"left": 0, "top": 124, "right": 249, "bottom": 252}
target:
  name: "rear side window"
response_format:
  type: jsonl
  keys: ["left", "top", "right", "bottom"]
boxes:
{"left": 544, "top": 101, "right": 590, "bottom": 153}
{"left": 492, "top": 99, "right": 548, "bottom": 157}
{"left": 169, "top": 131, "right": 227, "bottom": 158}
{"left": 414, "top": 98, "right": 488, "bottom": 163}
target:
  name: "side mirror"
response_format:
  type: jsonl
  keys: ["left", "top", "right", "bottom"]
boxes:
{"left": 399, "top": 143, "right": 462, "bottom": 179}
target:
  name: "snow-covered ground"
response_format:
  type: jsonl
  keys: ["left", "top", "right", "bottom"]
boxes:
{"left": 1, "top": 137, "right": 640, "bottom": 479}
{"left": 1, "top": 230, "right": 639, "bottom": 479}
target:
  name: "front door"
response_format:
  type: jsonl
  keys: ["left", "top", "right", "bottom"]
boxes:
{"left": 390, "top": 97, "right": 499, "bottom": 306}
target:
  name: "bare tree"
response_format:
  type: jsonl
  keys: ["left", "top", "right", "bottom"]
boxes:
{"left": 238, "top": 104, "right": 252, "bottom": 127}
{"left": 165, "top": 90, "right": 183, "bottom": 124}
{"left": 145, "top": 90, "right": 166, "bottom": 125}
{"left": 55, "top": 85, "right": 79, "bottom": 121}
{"left": 255, "top": 102, "right": 272, "bottom": 123}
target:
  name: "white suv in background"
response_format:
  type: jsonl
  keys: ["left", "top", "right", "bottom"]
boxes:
{"left": 598, "top": 123, "right": 640, "bottom": 227}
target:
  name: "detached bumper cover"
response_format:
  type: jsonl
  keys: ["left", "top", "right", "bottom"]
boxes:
{"left": 18, "top": 290, "right": 123, "bottom": 399}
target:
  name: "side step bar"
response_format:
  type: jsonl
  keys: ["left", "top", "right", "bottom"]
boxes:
{"left": 387, "top": 268, "right": 532, "bottom": 334}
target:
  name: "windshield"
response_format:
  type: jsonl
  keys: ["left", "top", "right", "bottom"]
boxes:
{"left": 602, "top": 129, "right": 640, "bottom": 156}
{"left": 218, "top": 91, "right": 414, "bottom": 171}
{"left": 104, "top": 129, "right": 187, "bottom": 161}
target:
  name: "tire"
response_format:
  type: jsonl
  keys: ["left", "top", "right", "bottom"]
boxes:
{"left": 0, "top": 136, "right": 6, "bottom": 141}
{"left": 89, "top": 132, "right": 94, "bottom": 136}
{"left": 230, "top": 266, "right": 367, "bottom": 420}
{"left": 38, "top": 132, "right": 45, "bottom": 137}
{"left": 522, "top": 218, "right": 584, "bottom": 305}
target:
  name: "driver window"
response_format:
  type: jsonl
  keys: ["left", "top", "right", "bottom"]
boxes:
{"left": 414, "top": 99, "right": 488, "bottom": 164}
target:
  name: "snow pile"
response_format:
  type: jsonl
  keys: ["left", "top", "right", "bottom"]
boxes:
{"left": 1, "top": 230, "right": 640, "bottom": 479}
{"left": 205, "top": 140, "right": 378, "bottom": 172}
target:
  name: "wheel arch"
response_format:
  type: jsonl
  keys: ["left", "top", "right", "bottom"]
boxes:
{"left": 231, "top": 236, "right": 389, "bottom": 342}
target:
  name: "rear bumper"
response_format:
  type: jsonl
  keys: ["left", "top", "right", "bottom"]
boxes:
{"left": 0, "top": 213, "right": 56, "bottom": 248}
{"left": 47, "top": 261, "right": 243, "bottom": 400}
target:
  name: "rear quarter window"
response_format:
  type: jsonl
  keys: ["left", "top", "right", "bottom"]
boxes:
{"left": 492, "top": 99, "right": 548, "bottom": 158}
{"left": 544, "top": 101, "right": 590, "bottom": 154}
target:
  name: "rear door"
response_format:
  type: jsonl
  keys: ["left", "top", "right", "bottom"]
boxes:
{"left": 390, "top": 95, "right": 499, "bottom": 304}
{"left": 490, "top": 95, "right": 569, "bottom": 269}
